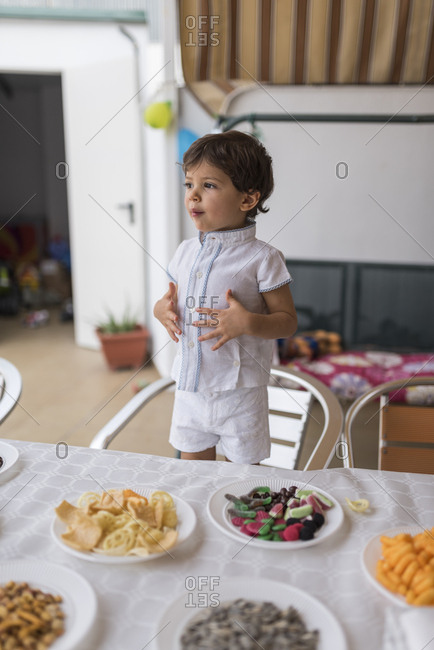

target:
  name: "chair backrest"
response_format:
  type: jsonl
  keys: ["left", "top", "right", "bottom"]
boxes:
{"left": 0, "top": 358, "right": 22, "bottom": 425}
{"left": 89, "top": 376, "right": 176, "bottom": 451}
{"left": 90, "top": 368, "right": 343, "bottom": 470}
{"left": 262, "top": 368, "right": 343, "bottom": 470}
{"left": 263, "top": 383, "right": 313, "bottom": 470}
{"left": 344, "top": 376, "right": 434, "bottom": 472}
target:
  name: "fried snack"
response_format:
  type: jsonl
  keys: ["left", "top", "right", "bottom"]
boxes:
{"left": 55, "top": 489, "right": 178, "bottom": 557}
{"left": 0, "top": 580, "right": 65, "bottom": 649}
{"left": 376, "top": 528, "right": 434, "bottom": 606}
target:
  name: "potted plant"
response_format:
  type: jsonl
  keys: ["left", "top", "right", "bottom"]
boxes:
{"left": 96, "top": 310, "right": 150, "bottom": 371}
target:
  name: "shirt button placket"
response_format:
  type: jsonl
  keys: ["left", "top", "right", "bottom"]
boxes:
{"left": 185, "top": 250, "right": 203, "bottom": 390}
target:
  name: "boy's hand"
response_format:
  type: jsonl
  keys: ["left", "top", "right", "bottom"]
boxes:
{"left": 192, "top": 289, "right": 247, "bottom": 351}
{"left": 153, "top": 282, "right": 181, "bottom": 342}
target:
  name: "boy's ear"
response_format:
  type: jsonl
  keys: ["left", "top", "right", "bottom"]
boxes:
{"left": 240, "top": 190, "right": 261, "bottom": 212}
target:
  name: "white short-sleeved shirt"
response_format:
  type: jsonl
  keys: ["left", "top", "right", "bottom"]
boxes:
{"left": 167, "top": 220, "right": 292, "bottom": 392}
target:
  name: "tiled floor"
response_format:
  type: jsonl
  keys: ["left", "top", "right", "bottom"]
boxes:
{"left": 0, "top": 308, "right": 174, "bottom": 457}
{"left": 0, "top": 308, "right": 380, "bottom": 467}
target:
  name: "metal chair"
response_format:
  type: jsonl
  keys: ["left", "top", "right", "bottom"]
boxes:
{"left": 343, "top": 376, "right": 434, "bottom": 473}
{"left": 0, "top": 358, "right": 22, "bottom": 425}
{"left": 90, "top": 368, "right": 343, "bottom": 470}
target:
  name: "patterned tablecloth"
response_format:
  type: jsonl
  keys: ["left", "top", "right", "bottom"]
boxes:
{"left": 1, "top": 440, "right": 433, "bottom": 650}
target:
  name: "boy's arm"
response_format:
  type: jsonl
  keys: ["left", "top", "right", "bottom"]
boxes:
{"left": 249, "top": 283, "right": 297, "bottom": 339}
{"left": 153, "top": 282, "right": 182, "bottom": 342}
{"left": 193, "top": 284, "right": 297, "bottom": 351}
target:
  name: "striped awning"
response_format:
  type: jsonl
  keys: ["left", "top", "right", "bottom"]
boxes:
{"left": 179, "top": 0, "right": 434, "bottom": 115}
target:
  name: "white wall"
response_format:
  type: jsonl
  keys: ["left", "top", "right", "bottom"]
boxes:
{"left": 179, "top": 84, "right": 434, "bottom": 267}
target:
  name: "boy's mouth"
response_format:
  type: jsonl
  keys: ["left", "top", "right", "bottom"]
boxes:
{"left": 191, "top": 210, "right": 203, "bottom": 217}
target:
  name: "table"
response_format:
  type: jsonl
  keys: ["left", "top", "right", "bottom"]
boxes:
{"left": 1, "top": 440, "right": 433, "bottom": 649}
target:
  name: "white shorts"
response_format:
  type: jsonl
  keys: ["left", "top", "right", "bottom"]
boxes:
{"left": 169, "top": 386, "right": 270, "bottom": 464}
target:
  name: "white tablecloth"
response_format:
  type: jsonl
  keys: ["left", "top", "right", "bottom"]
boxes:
{"left": 1, "top": 440, "right": 433, "bottom": 649}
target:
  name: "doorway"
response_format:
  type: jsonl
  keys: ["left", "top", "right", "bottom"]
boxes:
{"left": 0, "top": 73, "right": 72, "bottom": 326}
{"left": 0, "top": 21, "right": 150, "bottom": 353}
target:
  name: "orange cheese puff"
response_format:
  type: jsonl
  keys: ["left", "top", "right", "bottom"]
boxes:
{"left": 414, "top": 588, "right": 434, "bottom": 606}
{"left": 406, "top": 590, "right": 416, "bottom": 605}
{"left": 402, "top": 561, "right": 419, "bottom": 586}
{"left": 384, "top": 540, "right": 413, "bottom": 554}
{"left": 377, "top": 570, "right": 399, "bottom": 593}
{"left": 381, "top": 567, "right": 401, "bottom": 587}
{"left": 414, "top": 575, "right": 434, "bottom": 596}
{"left": 417, "top": 550, "right": 430, "bottom": 566}
{"left": 386, "top": 545, "right": 414, "bottom": 568}
{"left": 394, "top": 553, "right": 417, "bottom": 576}
{"left": 411, "top": 569, "right": 428, "bottom": 588}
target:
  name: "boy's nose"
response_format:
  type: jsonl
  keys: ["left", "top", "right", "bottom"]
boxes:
{"left": 189, "top": 188, "right": 200, "bottom": 201}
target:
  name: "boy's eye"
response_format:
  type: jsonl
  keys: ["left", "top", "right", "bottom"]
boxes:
{"left": 204, "top": 182, "right": 216, "bottom": 189}
{"left": 183, "top": 182, "right": 192, "bottom": 189}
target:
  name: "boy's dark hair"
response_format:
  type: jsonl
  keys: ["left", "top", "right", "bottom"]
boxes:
{"left": 182, "top": 131, "right": 274, "bottom": 219}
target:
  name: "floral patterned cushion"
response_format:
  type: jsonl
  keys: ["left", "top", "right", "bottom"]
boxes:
{"left": 281, "top": 351, "right": 434, "bottom": 403}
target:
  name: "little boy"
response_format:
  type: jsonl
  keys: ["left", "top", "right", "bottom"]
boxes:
{"left": 154, "top": 131, "right": 297, "bottom": 463}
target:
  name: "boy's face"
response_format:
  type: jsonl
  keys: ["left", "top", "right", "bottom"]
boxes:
{"left": 184, "top": 161, "right": 255, "bottom": 233}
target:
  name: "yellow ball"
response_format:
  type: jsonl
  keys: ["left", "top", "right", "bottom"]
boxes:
{"left": 144, "top": 102, "right": 172, "bottom": 129}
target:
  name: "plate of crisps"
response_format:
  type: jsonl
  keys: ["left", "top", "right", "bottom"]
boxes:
{"left": 362, "top": 525, "right": 434, "bottom": 607}
{"left": 0, "top": 559, "right": 97, "bottom": 649}
{"left": 51, "top": 488, "right": 196, "bottom": 563}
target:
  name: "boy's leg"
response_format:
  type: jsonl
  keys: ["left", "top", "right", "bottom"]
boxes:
{"left": 181, "top": 447, "right": 216, "bottom": 461}
{"left": 218, "top": 386, "right": 270, "bottom": 464}
{"left": 170, "top": 390, "right": 219, "bottom": 458}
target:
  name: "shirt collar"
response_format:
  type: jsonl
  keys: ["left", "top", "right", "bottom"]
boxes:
{"left": 199, "top": 219, "right": 256, "bottom": 246}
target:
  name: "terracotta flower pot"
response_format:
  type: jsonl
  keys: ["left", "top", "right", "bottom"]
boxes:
{"left": 96, "top": 325, "right": 150, "bottom": 371}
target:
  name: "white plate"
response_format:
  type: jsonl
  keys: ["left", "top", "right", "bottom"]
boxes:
{"left": 0, "top": 559, "right": 97, "bottom": 650}
{"left": 207, "top": 478, "right": 344, "bottom": 549}
{"left": 155, "top": 577, "right": 347, "bottom": 649}
{"left": 0, "top": 441, "right": 19, "bottom": 476}
{"left": 51, "top": 488, "right": 197, "bottom": 564}
{"left": 362, "top": 525, "right": 426, "bottom": 607}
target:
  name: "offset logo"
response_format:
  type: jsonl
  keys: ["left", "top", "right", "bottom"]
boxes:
{"left": 55, "top": 161, "right": 69, "bottom": 180}
{"left": 185, "top": 15, "right": 220, "bottom": 47}
{"left": 185, "top": 576, "right": 220, "bottom": 608}
{"left": 336, "top": 161, "right": 349, "bottom": 179}
{"left": 55, "top": 441, "right": 69, "bottom": 459}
